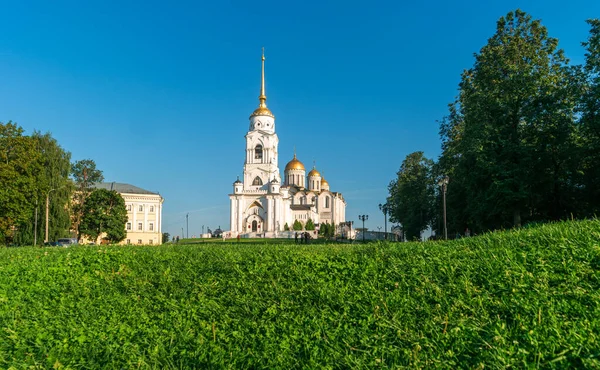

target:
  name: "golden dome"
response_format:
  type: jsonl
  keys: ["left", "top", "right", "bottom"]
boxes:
{"left": 285, "top": 154, "right": 305, "bottom": 171}
{"left": 321, "top": 178, "right": 329, "bottom": 187}
{"left": 250, "top": 106, "right": 274, "bottom": 118}
{"left": 308, "top": 168, "right": 321, "bottom": 177}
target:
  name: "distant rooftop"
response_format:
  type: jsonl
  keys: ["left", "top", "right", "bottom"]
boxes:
{"left": 94, "top": 182, "right": 159, "bottom": 195}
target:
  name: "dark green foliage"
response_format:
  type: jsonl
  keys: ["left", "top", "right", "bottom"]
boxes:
{"left": 0, "top": 123, "right": 74, "bottom": 245}
{"left": 162, "top": 232, "right": 170, "bottom": 244}
{"left": 305, "top": 218, "right": 315, "bottom": 230}
{"left": 388, "top": 151, "right": 435, "bottom": 240}
{"left": 283, "top": 223, "right": 290, "bottom": 231}
{"left": 319, "top": 223, "right": 335, "bottom": 238}
{"left": 0, "top": 121, "right": 41, "bottom": 245}
{"left": 437, "top": 10, "right": 583, "bottom": 234}
{"left": 79, "top": 189, "right": 127, "bottom": 244}
{"left": 32, "top": 131, "right": 73, "bottom": 242}
{"left": 579, "top": 19, "right": 600, "bottom": 216}
{"left": 0, "top": 220, "right": 598, "bottom": 367}
{"left": 293, "top": 219, "right": 303, "bottom": 231}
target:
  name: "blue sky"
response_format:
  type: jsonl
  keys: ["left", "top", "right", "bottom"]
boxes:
{"left": 1, "top": 0, "right": 598, "bottom": 237}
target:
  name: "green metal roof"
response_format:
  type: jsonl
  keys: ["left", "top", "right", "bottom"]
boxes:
{"left": 94, "top": 182, "right": 159, "bottom": 195}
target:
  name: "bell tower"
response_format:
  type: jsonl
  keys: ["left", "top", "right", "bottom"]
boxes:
{"left": 243, "top": 49, "right": 280, "bottom": 190}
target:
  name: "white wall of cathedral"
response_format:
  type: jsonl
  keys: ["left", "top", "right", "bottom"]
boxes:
{"left": 317, "top": 191, "right": 333, "bottom": 223}
{"left": 229, "top": 193, "right": 346, "bottom": 233}
{"left": 249, "top": 115, "right": 275, "bottom": 133}
{"left": 244, "top": 130, "right": 280, "bottom": 190}
{"left": 245, "top": 131, "right": 279, "bottom": 165}
{"left": 284, "top": 169, "right": 306, "bottom": 187}
{"left": 229, "top": 181, "right": 346, "bottom": 234}
{"left": 308, "top": 175, "right": 322, "bottom": 192}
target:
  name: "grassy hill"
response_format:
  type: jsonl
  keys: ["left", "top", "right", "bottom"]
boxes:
{"left": 0, "top": 220, "right": 598, "bottom": 368}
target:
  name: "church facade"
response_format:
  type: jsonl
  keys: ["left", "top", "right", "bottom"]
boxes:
{"left": 229, "top": 53, "right": 346, "bottom": 237}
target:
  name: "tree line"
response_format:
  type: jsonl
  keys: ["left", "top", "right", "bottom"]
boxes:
{"left": 0, "top": 122, "right": 127, "bottom": 245}
{"left": 386, "top": 11, "right": 600, "bottom": 240}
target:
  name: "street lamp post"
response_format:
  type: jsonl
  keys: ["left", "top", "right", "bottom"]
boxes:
{"left": 438, "top": 176, "right": 449, "bottom": 240}
{"left": 186, "top": 213, "right": 189, "bottom": 239}
{"left": 34, "top": 199, "right": 38, "bottom": 246}
{"left": 45, "top": 188, "right": 59, "bottom": 243}
{"left": 358, "top": 215, "right": 368, "bottom": 242}
{"left": 378, "top": 203, "right": 389, "bottom": 241}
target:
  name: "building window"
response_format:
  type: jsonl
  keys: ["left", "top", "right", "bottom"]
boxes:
{"left": 126, "top": 239, "right": 130, "bottom": 244}
{"left": 325, "top": 196, "right": 330, "bottom": 208}
{"left": 150, "top": 206, "right": 154, "bottom": 212}
{"left": 254, "top": 144, "right": 263, "bottom": 160}
{"left": 127, "top": 204, "right": 132, "bottom": 211}
{"left": 138, "top": 239, "right": 142, "bottom": 244}
{"left": 253, "top": 176, "right": 263, "bottom": 186}
{"left": 149, "top": 223, "right": 154, "bottom": 231}
{"left": 138, "top": 222, "right": 143, "bottom": 231}
{"left": 139, "top": 205, "right": 143, "bottom": 212}
{"left": 149, "top": 239, "right": 153, "bottom": 245}
{"left": 126, "top": 222, "right": 132, "bottom": 230}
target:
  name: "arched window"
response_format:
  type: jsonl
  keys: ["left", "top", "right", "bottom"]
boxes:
{"left": 254, "top": 145, "right": 263, "bottom": 161}
{"left": 325, "top": 196, "right": 330, "bottom": 208}
{"left": 252, "top": 176, "right": 263, "bottom": 186}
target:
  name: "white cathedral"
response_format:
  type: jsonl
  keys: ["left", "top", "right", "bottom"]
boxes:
{"left": 229, "top": 53, "right": 346, "bottom": 237}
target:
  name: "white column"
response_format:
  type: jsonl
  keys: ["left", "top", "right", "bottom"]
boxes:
{"left": 266, "top": 197, "right": 271, "bottom": 231}
{"left": 332, "top": 197, "right": 336, "bottom": 225}
{"left": 236, "top": 197, "right": 241, "bottom": 233}
{"left": 230, "top": 197, "right": 236, "bottom": 232}
{"left": 273, "top": 197, "right": 277, "bottom": 232}
{"left": 158, "top": 200, "right": 162, "bottom": 235}
{"left": 133, "top": 203, "right": 137, "bottom": 234}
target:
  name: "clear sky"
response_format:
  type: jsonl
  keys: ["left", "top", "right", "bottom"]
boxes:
{"left": 1, "top": 0, "right": 598, "bottom": 238}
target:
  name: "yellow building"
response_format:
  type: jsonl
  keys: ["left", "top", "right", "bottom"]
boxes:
{"left": 94, "top": 182, "right": 164, "bottom": 245}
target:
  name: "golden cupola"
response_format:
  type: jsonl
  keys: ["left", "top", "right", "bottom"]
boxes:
{"left": 250, "top": 49, "right": 275, "bottom": 119}
{"left": 308, "top": 168, "right": 321, "bottom": 177}
{"left": 285, "top": 153, "right": 305, "bottom": 171}
{"left": 321, "top": 177, "right": 330, "bottom": 191}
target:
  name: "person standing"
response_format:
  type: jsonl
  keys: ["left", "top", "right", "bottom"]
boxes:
{"left": 295, "top": 232, "right": 298, "bottom": 244}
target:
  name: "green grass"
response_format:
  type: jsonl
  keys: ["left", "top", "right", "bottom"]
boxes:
{"left": 0, "top": 220, "right": 598, "bottom": 368}
{"left": 178, "top": 235, "right": 338, "bottom": 245}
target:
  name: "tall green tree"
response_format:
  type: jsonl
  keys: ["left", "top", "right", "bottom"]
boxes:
{"left": 71, "top": 159, "right": 104, "bottom": 239}
{"left": 318, "top": 223, "right": 334, "bottom": 239}
{"left": 79, "top": 189, "right": 127, "bottom": 244}
{"left": 293, "top": 219, "right": 303, "bottom": 231}
{"left": 438, "top": 10, "right": 578, "bottom": 232}
{"left": 0, "top": 121, "right": 41, "bottom": 245}
{"left": 32, "top": 131, "right": 73, "bottom": 242}
{"left": 387, "top": 151, "right": 435, "bottom": 241}
{"left": 580, "top": 19, "right": 600, "bottom": 216}
{"left": 305, "top": 218, "right": 315, "bottom": 230}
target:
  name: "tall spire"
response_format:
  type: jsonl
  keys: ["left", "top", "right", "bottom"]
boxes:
{"left": 259, "top": 47, "right": 267, "bottom": 108}
{"left": 250, "top": 48, "right": 274, "bottom": 119}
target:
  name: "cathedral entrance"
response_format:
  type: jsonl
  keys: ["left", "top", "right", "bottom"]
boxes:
{"left": 245, "top": 214, "right": 264, "bottom": 234}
